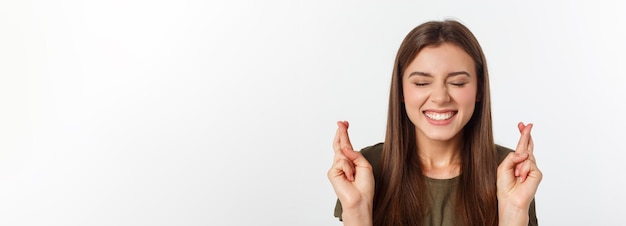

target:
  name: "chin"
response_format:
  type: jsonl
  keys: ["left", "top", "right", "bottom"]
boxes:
{"left": 429, "top": 136, "right": 456, "bottom": 142}
{"left": 418, "top": 125, "right": 461, "bottom": 142}
{"left": 423, "top": 131, "right": 458, "bottom": 142}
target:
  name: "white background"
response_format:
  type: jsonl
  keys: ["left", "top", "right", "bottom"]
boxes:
{"left": 1, "top": 1, "right": 625, "bottom": 225}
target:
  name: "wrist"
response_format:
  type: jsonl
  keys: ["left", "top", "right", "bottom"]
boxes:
{"left": 341, "top": 203, "right": 373, "bottom": 226}
{"left": 498, "top": 203, "right": 529, "bottom": 226}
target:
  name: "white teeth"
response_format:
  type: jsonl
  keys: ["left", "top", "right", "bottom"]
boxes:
{"left": 425, "top": 112, "right": 455, "bottom": 121}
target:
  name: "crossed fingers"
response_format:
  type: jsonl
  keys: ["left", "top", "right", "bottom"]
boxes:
{"left": 332, "top": 121, "right": 357, "bottom": 181}
{"left": 514, "top": 122, "right": 536, "bottom": 183}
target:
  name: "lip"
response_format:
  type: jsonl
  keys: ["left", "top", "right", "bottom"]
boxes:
{"left": 423, "top": 110, "right": 457, "bottom": 125}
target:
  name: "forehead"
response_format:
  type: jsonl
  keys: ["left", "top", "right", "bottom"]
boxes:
{"left": 404, "top": 43, "right": 476, "bottom": 76}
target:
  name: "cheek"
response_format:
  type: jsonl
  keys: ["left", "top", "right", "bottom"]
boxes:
{"left": 452, "top": 86, "right": 478, "bottom": 106}
{"left": 402, "top": 86, "right": 428, "bottom": 104}
{"left": 401, "top": 82, "right": 410, "bottom": 102}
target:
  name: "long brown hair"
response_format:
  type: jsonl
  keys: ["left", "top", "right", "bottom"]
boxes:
{"left": 373, "top": 20, "right": 498, "bottom": 226}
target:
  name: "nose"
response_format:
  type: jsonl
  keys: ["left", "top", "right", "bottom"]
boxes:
{"left": 430, "top": 84, "right": 451, "bottom": 104}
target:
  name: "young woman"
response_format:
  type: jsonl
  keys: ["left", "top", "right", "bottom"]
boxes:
{"left": 328, "top": 20, "right": 542, "bottom": 226}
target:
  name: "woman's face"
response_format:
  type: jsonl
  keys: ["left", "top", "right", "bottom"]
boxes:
{"left": 402, "top": 43, "right": 478, "bottom": 143}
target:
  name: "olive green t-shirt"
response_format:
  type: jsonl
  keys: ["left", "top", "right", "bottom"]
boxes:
{"left": 333, "top": 143, "right": 538, "bottom": 226}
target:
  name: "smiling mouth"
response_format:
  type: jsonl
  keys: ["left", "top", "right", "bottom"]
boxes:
{"left": 424, "top": 111, "right": 457, "bottom": 121}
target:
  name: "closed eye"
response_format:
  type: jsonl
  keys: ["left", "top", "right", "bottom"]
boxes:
{"left": 414, "top": 82, "right": 429, "bottom": 86}
{"left": 449, "top": 82, "right": 466, "bottom": 87}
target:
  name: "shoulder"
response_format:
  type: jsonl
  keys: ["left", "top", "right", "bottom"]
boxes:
{"left": 496, "top": 144, "right": 514, "bottom": 164}
{"left": 360, "top": 142, "right": 383, "bottom": 160}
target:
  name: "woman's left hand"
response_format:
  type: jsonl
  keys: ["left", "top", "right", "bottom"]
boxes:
{"left": 497, "top": 122, "right": 543, "bottom": 212}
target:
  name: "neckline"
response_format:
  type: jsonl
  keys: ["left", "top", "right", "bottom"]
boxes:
{"left": 425, "top": 175, "right": 460, "bottom": 184}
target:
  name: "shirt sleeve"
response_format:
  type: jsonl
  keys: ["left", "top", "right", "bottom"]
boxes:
{"left": 333, "top": 199, "right": 343, "bottom": 221}
{"left": 528, "top": 198, "right": 538, "bottom": 226}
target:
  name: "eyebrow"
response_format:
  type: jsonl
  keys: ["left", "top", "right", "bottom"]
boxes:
{"left": 408, "top": 71, "right": 471, "bottom": 77}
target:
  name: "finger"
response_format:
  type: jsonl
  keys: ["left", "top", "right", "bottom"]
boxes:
{"left": 340, "top": 158, "right": 355, "bottom": 181}
{"left": 528, "top": 131, "right": 534, "bottom": 155}
{"left": 329, "top": 158, "right": 355, "bottom": 182}
{"left": 333, "top": 121, "right": 351, "bottom": 153}
{"left": 336, "top": 147, "right": 371, "bottom": 182}
{"left": 498, "top": 152, "right": 528, "bottom": 176}
{"left": 342, "top": 147, "right": 373, "bottom": 183}
{"left": 520, "top": 151, "right": 542, "bottom": 183}
{"left": 333, "top": 122, "right": 343, "bottom": 154}
{"left": 525, "top": 124, "right": 534, "bottom": 156}
{"left": 515, "top": 122, "right": 528, "bottom": 154}
{"left": 337, "top": 121, "right": 354, "bottom": 152}
{"left": 517, "top": 159, "right": 534, "bottom": 183}
{"left": 514, "top": 154, "right": 529, "bottom": 176}
{"left": 343, "top": 146, "right": 361, "bottom": 162}
{"left": 342, "top": 146, "right": 372, "bottom": 169}
{"left": 527, "top": 152, "right": 536, "bottom": 165}
{"left": 515, "top": 122, "right": 533, "bottom": 154}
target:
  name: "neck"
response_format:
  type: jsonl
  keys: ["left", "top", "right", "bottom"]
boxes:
{"left": 416, "top": 132, "right": 463, "bottom": 179}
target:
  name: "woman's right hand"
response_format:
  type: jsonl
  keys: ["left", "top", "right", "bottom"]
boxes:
{"left": 327, "top": 121, "right": 375, "bottom": 217}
